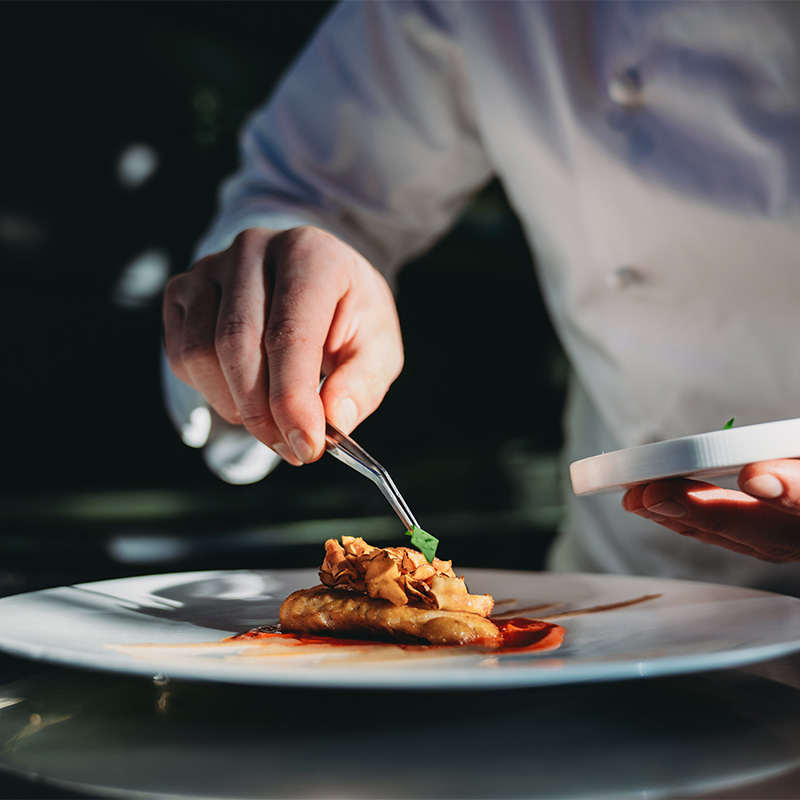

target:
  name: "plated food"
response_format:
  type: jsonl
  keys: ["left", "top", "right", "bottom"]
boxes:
{"left": 0, "top": 568, "right": 793, "bottom": 689}
{"left": 283, "top": 536, "right": 499, "bottom": 645}
{"left": 102, "top": 538, "right": 663, "bottom": 676}
{"left": 229, "top": 536, "right": 567, "bottom": 653}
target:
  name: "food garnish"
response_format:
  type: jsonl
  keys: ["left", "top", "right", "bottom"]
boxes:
{"left": 269, "top": 538, "right": 661, "bottom": 649}
{"left": 273, "top": 536, "right": 499, "bottom": 646}
{"left": 722, "top": 417, "right": 735, "bottom": 430}
{"left": 112, "top": 538, "right": 662, "bottom": 666}
{"left": 405, "top": 524, "right": 439, "bottom": 562}
{"left": 318, "top": 536, "right": 493, "bottom": 615}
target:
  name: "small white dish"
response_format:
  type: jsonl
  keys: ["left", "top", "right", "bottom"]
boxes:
{"left": 570, "top": 417, "right": 800, "bottom": 496}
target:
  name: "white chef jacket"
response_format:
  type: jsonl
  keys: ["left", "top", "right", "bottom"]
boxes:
{"left": 164, "top": 0, "right": 800, "bottom": 592}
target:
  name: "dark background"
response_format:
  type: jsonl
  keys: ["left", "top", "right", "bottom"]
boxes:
{"left": 1, "top": 1, "right": 567, "bottom": 594}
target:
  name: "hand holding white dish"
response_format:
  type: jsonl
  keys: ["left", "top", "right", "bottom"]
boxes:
{"left": 571, "top": 418, "right": 800, "bottom": 563}
{"left": 570, "top": 418, "right": 800, "bottom": 495}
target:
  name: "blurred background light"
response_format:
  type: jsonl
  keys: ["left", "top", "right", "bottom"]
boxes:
{"left": 113, "top": 247, "right": 170, "bottom": 308}
{"left": 107, "top": 534, "right": 190, "bottom": 564}
{"left": 117, "top": 142, "right": 159, "bottom": 189}
{"left": 0, "top": 212, "right": 47, "bottom": 251}
{"left": 192, "top": 84, "right": 221, "bottom": 147}
{"left": 182, "top": 407, "right": 212, "bottom": 448}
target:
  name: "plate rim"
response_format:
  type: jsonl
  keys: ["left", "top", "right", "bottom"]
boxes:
{"left": 0, "top": 569, "right": 798, "bottom": 690}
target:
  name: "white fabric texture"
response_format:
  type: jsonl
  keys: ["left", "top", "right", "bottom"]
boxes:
{"left": 164, "top": 0, "right": 800, "bottom": 591}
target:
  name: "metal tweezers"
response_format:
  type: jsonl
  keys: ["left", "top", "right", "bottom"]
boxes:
{"left": 325, "top": 421, "right": 419, "bottom": 531}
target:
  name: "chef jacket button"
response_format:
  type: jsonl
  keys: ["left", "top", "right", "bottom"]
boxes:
{"left": 608, "top": 265, "right": 645, "bottom": 289}
{"left": 608, "top": 68, "right": 643, "bottom": 109}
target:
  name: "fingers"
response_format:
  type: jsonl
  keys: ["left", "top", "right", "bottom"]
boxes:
{"left": 264, "top": 229, "right": 345, "bottom": 461}
{"left": 320, "top": 349, "right": 403, "bottom": 434}
{"left": 162, "top": 225, "right": 404, "bottom": 468}
{"left": 162, "top": 274, "right": 189, "bottom": 382}
{"left": 319, "top": 277, "right": 404, "bottom": 434}
{"left": 623, "top": 477, "right": 800, "bottom": 562}
{"left": 738, "top": 459, "right": 800, "bottom": 513}
{"left": 264, "top": 227, "right": 404, "bottom": 458}
{"left": 163, "top": 267, "right": 241, "bottom": 425}
{"left": 164, "top": 232, "right": 292, "bottom": 460}
{"left": 214, "top": 232, "right": 280, "bottom": 447}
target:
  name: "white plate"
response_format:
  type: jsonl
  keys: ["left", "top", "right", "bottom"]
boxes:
{"left": 570, "top": 417, "right": 800, "bottom": 495}
{"left": 0, "top": 570, "right": 798, "bottom": 689}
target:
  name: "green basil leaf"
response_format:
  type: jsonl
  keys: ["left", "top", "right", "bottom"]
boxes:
{"left": 722, "top": 417, "right": 735, "bottom": 430}
{"left": 405, "top": 525, "right": 439, "bottom": 562}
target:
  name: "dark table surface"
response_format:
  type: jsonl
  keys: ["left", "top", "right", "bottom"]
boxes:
{"left": 0, "top": 648, "right": 797, "bottom": 800}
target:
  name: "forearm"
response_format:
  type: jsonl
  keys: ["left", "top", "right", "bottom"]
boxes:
{"left": 165, "top": 1, "right": 493, "bottom": 480}
{"left": 193, "top": 0, "right": 492, "bottom": 272}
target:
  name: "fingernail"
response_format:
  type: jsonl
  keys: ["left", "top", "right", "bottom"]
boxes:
{"left": 647, "top": 500, "right": 687, "bottom": 518}
{"left": 742, "top": 474, "right": 784, "bottom": 499}
{"left": 336, "top": 397, "right": 358, "bottom": 433}
{"left": 288, "top": 429, "right": 315, "bottom": 463}
{"left": 270, "top": 442, "right": 299, "bottom": 465}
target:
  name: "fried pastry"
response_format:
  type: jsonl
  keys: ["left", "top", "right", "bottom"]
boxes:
{"left": 280, "top": 585, "right": 502, "bottom": 646}
{"left": 279, "top": 536, "right": 501, "bottom": 646}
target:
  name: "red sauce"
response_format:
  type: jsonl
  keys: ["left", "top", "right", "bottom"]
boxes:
{"left": 228, "top": 617, "right": 565, "bottom": 654}
{"left": 496, "top": 617, "right": 565, "bottom": 652}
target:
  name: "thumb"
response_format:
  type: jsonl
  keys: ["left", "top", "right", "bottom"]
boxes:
{"left": 738, "top": 459, "right": 800, "bottom": 515}
{"left": 320, "top": 352, "right": 402, "bottom": 435}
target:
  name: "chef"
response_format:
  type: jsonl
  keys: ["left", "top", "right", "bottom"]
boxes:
{"left": 162, "top": 1, "right": 800, "bottom": 592}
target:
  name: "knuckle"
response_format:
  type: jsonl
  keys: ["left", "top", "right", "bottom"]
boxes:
{"left": 238, "top": 408, "right": 277, "bottom": 438}
{"left": 268, "top": 384, "right": 304, "bottom": 411}
{"left": 274, "top": 226, "right": 348, "bottom": 271}
{"left": 277, "top": 225, "right": 327, "bottom": 251}
{"left": 227, "top": 228, "right": 271, "bottom": 264}
{"left": 180, "top": 340, "right": 217, "bottom": 367}
{"left": 216, "top": 315, "right": 262, "bottom": 355}
{"left": 163, "top": 272, "right": 190, "bottom": 302}
{"left": 165, "top": 351, "right": 189, "bottom": 382}
{"left": 189, "top": 254, "right": 219, "bottom": 280}
{"left": 231, "top": 227, "right": 266, "bottom": 248}
{"left": 228, "top": 231, "right": 252, "bottom": 261}
{"left": 230, "top": 229, "right": 252, "bottom": 249}
{"left": 264, "top": 317, "right": 313, "bottom": 355}
{"left": 191, "top": 253, "right": 213, "bottom": 270}
{"left": 214, "top": 405, "right": 242, "bottom": 426}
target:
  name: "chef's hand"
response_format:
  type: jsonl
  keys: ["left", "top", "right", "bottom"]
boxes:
{"left": 622, "top": 459, "right": 800, "bottom": 561}
{"left": 163, "top": 226, "right": 404, "bottom": 466}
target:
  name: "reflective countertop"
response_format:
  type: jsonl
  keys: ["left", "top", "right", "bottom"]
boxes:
{"left": 0, "top": 651, "right": 797, "bottom": 799}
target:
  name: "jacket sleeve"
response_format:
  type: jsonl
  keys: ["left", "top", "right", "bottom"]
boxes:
{"left": 166, "top": 0, "right": 493, "bottom": 484}
{"left": 195, "top": 0, "right": 492, "bottom": 273}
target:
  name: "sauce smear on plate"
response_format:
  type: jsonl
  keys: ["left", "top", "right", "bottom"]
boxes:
{"left": 229, "top": 616, "right": 565, "bottom": 654}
